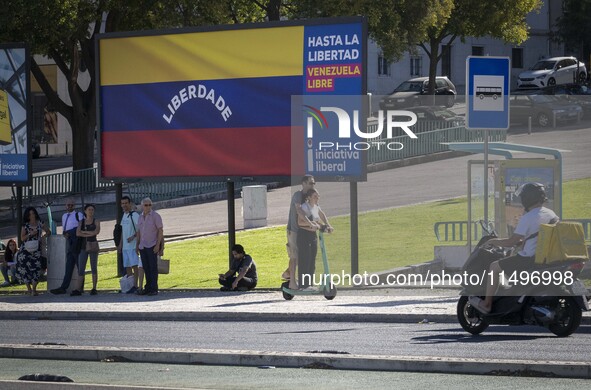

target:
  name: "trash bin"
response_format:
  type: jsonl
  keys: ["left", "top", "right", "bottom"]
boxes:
{"left": 242, "top": 185, "right": 267, "bottom": 229}
{"left": 46, "top": 235, "right": 81, "bottom": 293}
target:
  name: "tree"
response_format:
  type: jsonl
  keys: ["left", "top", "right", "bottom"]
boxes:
{"left": 292, "top": 0, "right": 438, "bottom": 62}
{"left": 416, "top": 0, "right": 542, "bottom": 93}
{"left": 555, "top": 0, "right": 591, "bottom": 67}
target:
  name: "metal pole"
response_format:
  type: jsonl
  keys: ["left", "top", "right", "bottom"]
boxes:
{"left": 227, "top": 180, "right": 236, "bottom": 268}
{"left": 350, "top": 182, "right": 359, "bottom": 276}
{"left": 16, "top": 186, "right": 23, "bottom": 245}
{"left": 528, "top": 116, "right": 532, "bottom": 135}
{"left": 467, "top": 164, "right": 472, "bottom": 250}
{"left": 483, "top": 130, "right": 489, "bottom": 226}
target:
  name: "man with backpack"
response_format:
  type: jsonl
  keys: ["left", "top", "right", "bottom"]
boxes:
{"left": 117, "top": 196, "right": 140, "bottom": 293}
{"left": 50, "top": 198, "right": 84, "bottom": 294}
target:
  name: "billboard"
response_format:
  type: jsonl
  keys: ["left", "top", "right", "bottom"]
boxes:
{"left": 0, "top": 44, "right": 31, "bottom": 186}
{"left": 97, "top": 18, "right": 366, "bottom": 181}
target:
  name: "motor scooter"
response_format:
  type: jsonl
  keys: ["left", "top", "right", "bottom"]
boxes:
{"left": 457, "top": 221, "right": 589, "bottom": 337}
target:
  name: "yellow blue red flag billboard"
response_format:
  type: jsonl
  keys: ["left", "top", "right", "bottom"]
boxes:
{"left": 97, "top": 18, "right": 365, "bottom": 180}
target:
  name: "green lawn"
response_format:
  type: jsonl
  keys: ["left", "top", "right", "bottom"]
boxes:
{"left": 5, "top": 178, "right": 590, "bottom": 292}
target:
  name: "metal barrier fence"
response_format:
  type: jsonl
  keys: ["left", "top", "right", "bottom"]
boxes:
{"left": 368, "top": 125, "right": 507, "bottom": 164}
{"left": 20, "top": 168, "right": 115, "bottom": 202}
{"left": 434, "top": 221, "right": 484, "bottom": 242}
{"left": 128, "top": 181, "right": 263, "bottom": 202}
{"left": 434, "top": 219, "right": 591, "bottom": 243}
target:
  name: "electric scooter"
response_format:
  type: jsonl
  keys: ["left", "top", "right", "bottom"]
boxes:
{"left": 281, "top": 229, "right": 337, "bottom": 300}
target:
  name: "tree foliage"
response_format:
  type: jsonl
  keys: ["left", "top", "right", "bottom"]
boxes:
{"left": 555, "top": 0, "right": 591, "bottom": 62}
{"left": 417, "top": 0, "right": 542, "bottom": 93}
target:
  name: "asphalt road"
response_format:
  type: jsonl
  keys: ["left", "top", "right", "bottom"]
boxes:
{"left": 4, "top": 320, "right": 590, "bottom": 363}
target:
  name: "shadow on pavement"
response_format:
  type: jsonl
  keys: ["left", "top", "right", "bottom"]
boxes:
{"left": 333, "top": 297, "right": 457, "bottom": 308}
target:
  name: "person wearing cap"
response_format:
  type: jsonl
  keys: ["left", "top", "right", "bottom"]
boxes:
{"left": 470, "top": 183, "right": 558, "bottom": 314}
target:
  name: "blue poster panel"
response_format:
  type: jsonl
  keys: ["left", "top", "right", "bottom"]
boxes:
{"left": 0, "top": 44, "right": 31, "bottom": 186}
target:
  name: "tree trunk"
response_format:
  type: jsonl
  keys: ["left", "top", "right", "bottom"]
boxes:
{"left": 427, "top": 37, "right": 440, "bottom": 103}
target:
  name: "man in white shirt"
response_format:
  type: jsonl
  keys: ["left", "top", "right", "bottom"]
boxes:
{"left": 50, "top": 198, "right": 84, "bottom": 294}
{"left": 470, "top": 183, "right": 558, "bottom": 313}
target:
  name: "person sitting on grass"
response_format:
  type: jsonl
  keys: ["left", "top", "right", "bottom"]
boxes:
{"left": 1, "top": 239, "right": 18, "bottom": 286}
{"left": 219, "top": 244, "right": 258, "bottom": 292}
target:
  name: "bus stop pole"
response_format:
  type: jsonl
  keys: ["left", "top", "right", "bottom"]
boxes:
{"left": 350, "top": 182, "right": 359, "bottom": 276}
{"left": 483, "top": 129, "right": 489, "bottom": 226}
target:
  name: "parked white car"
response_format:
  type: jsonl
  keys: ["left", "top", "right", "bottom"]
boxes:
{"left": 517, "top": 57, "right": 586, "bottom": 89}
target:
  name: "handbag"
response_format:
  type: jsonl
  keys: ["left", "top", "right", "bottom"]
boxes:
{"left": 86, "top": 240, "right": 99, "bottom": 253}
{"left": 157, "top": 255, "right": 170, "bottom": 274}
{"left": 24, "top": 240, "right": 39, "bottom": 253}
{"left": 119, "top": 274, "right": 134, "bottom": 293}
{"left": 74, "top": 237, "right": 85, "bottom": 253}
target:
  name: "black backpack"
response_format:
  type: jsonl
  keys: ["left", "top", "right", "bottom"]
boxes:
{"left": 113, "top": 224, "right": 122, "bottom": 247}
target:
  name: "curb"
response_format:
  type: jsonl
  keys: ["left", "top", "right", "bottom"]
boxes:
{"left": 2, "top": 309, "right": 590, "bottom": 325}
{"left": 0, "top": 381, "right": 180, "bottom": 390}
{"left": 0, "top": 310, "right": 457, "bottom": 324}
{"left": 1, "top": 344, "right": 590, "bottom": 379}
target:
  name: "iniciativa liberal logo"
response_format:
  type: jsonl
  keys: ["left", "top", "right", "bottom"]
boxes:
{"left": 304, "top": 105, "right": 418, "bottom": 151}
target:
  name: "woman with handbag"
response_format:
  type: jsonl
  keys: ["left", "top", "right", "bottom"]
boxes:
{"left": 15, "top": 207, "right": 51, "bottom": 296}
{"left": 71, "top": 204, "right": 101, "bottom": 296}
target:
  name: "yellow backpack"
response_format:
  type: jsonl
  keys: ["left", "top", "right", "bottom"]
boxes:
{"left": 535, "top": 221, "right": 589, "bottom": 264}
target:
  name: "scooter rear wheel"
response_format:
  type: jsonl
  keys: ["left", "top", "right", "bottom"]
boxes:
{"left": 548, "top": 296, "right": 582, "bottom": 337}
{"left": 457, "top": 296, "right": 489, "bottom": 335}
{"left": 281, "top": 281, "right": 294, "bottom": 300}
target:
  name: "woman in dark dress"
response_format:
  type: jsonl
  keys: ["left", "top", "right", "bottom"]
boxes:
{"left": 15, "top": 207, "right": 50, "bottom": 296}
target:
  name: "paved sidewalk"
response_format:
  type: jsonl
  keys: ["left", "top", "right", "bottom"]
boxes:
{"left": 0, "top": 288, "right": 460, "bottom": 323}
{"left": 0, "top": 288, "right": 589, "bottom": 324}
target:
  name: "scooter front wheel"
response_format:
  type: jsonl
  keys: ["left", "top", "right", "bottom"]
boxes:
{"left": 324, "top": 282, "right": 337, "bottom": 300}
{"left": 548, "top": 296, "right": 582, "bottom": 337}
{"left": 457, "top": 296, "right": 489, "bottom": 335}
{"left": 281, "top": 281, "right": 294, "bottom": 300}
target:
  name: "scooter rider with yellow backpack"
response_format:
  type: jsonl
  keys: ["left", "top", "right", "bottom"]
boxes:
{"left": 470, "top": 182, "right": 558, "bottom": 314}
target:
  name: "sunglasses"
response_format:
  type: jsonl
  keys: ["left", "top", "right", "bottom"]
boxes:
{"left": 144, "top": 204, "right": 152, "bottom": 206}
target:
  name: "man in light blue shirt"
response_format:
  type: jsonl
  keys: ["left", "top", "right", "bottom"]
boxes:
{"left": 50, "top": 198, "right": 84, "bottom": 294}
{"left": 117, "top": 196, "right": 140, "bottom": 293}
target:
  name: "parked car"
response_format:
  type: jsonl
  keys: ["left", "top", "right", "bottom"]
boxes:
{"left": 407, "top": 106, "right": 464, "bottom": 127}
{"left": 379, "top": 76, "right": 456, "bottom": 110}
{"left": 509, "top": 90, "right": 583, "bottom": 127}
{"left": 539, "top": 83, "right": 591, "bottom": 118}
{"left": 517, "top": 57, "right": 587, "bottom": 89}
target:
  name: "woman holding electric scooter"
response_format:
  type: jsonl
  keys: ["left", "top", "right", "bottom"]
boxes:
{"left": 297, "top": 189, "right": 333, "bottom": 290}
